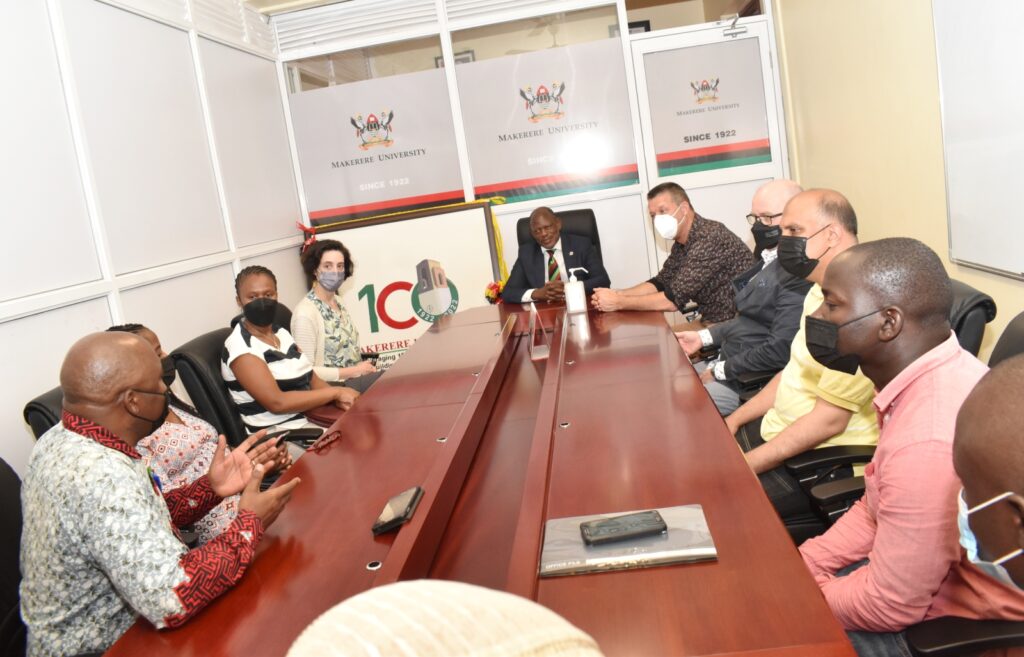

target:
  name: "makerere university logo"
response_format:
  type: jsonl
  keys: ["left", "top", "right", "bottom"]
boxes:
{"left": 350, "top": 111, "right": 394, "bottom": 150}
{"left": 690, "top": 78, "right": 720, "bottom": 104}
{"left": 519, "top": 83, "right": 566, "bottom": 122}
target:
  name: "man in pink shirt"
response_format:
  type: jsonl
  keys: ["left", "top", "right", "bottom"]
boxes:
{"left": 797, "top": 238, "right": 1015, "bottom": 656}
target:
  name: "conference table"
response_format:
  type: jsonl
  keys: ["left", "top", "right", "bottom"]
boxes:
{"left": 107, "top": 302, "right": 855, "bottom": 657}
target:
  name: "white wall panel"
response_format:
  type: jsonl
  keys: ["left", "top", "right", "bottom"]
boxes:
{"left": 1, "top": 298, "right": 113, "bottom": 474}
{"left": 494, "top": 193, "right": 653, "bottom": 290}
{"left": 120, "top": 265, "right": 237, "bottom": 351}
{"left": 1, "top": 1, "right": 99, "bottom": 302}
{"left": 241, "top": 247, "right": 307, "bottom": 312}
{"left": 199, "top": 38, "right": 300, "bottom": 247}
{"left": 60, "top": 0, "right": 227, "bottom": 275}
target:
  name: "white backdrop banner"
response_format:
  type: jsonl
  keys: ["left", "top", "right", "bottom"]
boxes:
{"left": 317, "top": 204, "right": 498, "bottom": 367}
{"left": 289, "top": 69, "right": 465, "bottom": 226}
{"left": 643, "top": 38, "right": 771, "bottom": 177}
{"left": 455, "top": 39, "right": 638, "bottom": 204}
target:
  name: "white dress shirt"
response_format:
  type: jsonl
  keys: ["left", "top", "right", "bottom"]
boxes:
{"left": 521, "top": 238, "right": 569, "bottom": 303}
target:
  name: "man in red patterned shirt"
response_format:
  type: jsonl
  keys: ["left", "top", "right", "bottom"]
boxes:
{"left": 20, "top": 331, "right": 300, "bottom": 657}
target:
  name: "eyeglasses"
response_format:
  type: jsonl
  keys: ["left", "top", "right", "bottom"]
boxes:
{"left": 746, "top": 212, "right": 783, "bottom": 226}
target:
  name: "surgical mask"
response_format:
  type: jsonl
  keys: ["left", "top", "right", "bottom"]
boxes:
{"left": 242, "top": 298, "right": 278, "bottom": 327}
{"left": 127, "top": 388, "right": 170, "bottom": 435}
{"left": 317, "top": 270, "right": 345, "bottom": 292}
{"left": 778, "top": 224, "right": 833, "bottom": 279}
{"left": 958, "top": 489, "right": 1024, "bottom": 589}
{"left": 160, "top": 356, "right": 176, "bottom": 387}
{"left": 751, "top": 221, "right": 781, "bottom": 251}
{"left": 804, "top": 309, "right": 881, "bottom": 375}
{"left": 653, "top": 202, "right": 685, "bottom": 240}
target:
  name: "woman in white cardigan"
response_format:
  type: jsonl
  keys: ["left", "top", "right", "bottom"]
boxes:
{"left": 291, "top": 239, "right": 382, "bottom": 393}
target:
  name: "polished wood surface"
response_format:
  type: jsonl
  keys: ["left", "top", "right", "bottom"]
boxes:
{"left": 107, "top": 303, "right": 854, "bottom": 657}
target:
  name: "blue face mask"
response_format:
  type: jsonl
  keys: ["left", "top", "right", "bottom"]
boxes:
{"left": 957, "top": 488, "right": 1024, "bottom": 589}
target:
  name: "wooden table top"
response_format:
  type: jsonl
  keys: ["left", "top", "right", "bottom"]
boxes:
{"left": 106, "top": 303, "right": 853, "bottom": 657}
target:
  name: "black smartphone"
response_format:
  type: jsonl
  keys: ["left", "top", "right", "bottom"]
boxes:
{"left": 372, "top": 486, "right": 424, "bottom": 536}
{"left": 361, "top": 352, "right": 380, "bottom": 364}
{"left": 579, "top": 510, "right": 668, "bottom": 546}
{"left": 246, "top": 430, "right": 290, "bottom": 453}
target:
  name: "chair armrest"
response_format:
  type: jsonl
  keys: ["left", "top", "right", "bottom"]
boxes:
{"left": 810, "top": 476, "right": 865, "bottom": 508}
{"left": 785, "top": 445, "right": 876, "bottom": 477}
{"left": 906, "top": 616, "right": 1024, "bottom": 657}
{"left": 735, "top": 370, "right": 774, "bottom": 390}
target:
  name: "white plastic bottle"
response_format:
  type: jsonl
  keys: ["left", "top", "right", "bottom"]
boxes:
{"left": 565, "top": 267, "right": 589, "bottom": 314}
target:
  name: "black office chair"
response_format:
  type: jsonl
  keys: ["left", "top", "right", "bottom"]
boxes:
{"left": 989, "top": 310, "right": 1024, "bottom": 368}
{"left": 516, "top": 208, "right": 602, "bottom": 260}
{"left": 0, "top": 458, "right": 26, "bottom": 657}
{"left": 22, "top": 386, "right": 63, "bottom": 440}
{"left": 171, "top": 328, "right": 248, "bottom": 447}
{"left": 949, "top": 279, "right": 997, "bottom": 357}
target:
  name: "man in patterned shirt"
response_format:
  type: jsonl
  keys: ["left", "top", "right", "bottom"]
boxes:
{"left": 20, "top": 331, "right": 300, "bottom": 657}
{"left": 591, "top": 182, "right": 754, "bottom": 323}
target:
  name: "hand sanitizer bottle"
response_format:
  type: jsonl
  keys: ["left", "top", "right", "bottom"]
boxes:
{"left": 565, "top": 267, "right": 589, "bottom": 314}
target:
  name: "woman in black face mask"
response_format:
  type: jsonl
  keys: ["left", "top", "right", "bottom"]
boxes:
{"left": 222, "top": 266, "right": 360, "bottom": 437}
{"left": 106, "top": 323, "right": 291, "bottom": 545}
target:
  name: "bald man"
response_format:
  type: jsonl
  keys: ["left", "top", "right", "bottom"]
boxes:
{"left": 724, "top": 190, "right": 878, "bottom": 521}
{"left": 676, "top": 179, "right": 811, "bottom": 414}
{"left": 796, "top": 238, "right": 993, "bottom": 655}
{"left": 501, "top": 206, "right": 610, "bottom": 304}
{"left": 20, "top": 332, "right": 300, "bottom": 657}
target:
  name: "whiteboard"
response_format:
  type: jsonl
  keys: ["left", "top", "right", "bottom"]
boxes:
{"left": 933, "top": 0, "right": 1024, "bottom": 279}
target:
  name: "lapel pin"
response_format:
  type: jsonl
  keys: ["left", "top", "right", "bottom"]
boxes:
{"left": 569, "top": 251, "right": 574, "bottom": 256}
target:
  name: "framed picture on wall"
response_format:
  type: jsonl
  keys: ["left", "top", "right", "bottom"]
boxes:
{"left": 609, "top": 20, "right": 652, "bottom": 38}
{"left": 434, "top": 50, "right": 476, "bottom": 68}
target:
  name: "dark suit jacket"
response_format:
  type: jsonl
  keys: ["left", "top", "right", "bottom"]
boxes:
{"left": 707, "top": 258, "right": 812, "bottom": 380}
{"left": 501, "top": 232, "right": 611, "bottom": 303}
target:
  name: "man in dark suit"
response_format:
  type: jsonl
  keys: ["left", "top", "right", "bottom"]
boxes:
{"left": 501, "top": 207, "right": 610, "bottom": 303}
{"left": 676, "top": 179, "right": 810, "bottom": 414}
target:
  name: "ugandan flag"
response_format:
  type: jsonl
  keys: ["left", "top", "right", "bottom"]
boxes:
{"left": 656, "top": 138, "right": 771, "bottom": 176}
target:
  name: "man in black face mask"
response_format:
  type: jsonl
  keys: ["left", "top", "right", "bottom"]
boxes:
{"left": 723, "top": 189, "right": 879, "bottom": 524}
{"left": 798, "top": 238, "right": 994, "bottom": 656}
{"left": 676, "top": 179, "right": 811, "bottom": 414}
{"left": 19, "top": 331, "right": 300, "bottom": 657}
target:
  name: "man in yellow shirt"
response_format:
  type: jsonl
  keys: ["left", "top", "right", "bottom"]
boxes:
{"left": 724, "top": 189, "right": 879, "bottom": 521}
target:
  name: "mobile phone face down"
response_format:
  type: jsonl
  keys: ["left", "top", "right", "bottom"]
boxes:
{"left": 372, "top": 486, "right": 424, "bottom": 535}
{"left": 579, "top": 510, "right": 668, "bottom": 546}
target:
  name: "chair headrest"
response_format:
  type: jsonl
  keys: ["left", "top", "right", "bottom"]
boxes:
{"left": 22, "top": 386, "right": 64, "bottom": 440}
{"left": 950, "top": 279, "right": 997, "bottom": 326}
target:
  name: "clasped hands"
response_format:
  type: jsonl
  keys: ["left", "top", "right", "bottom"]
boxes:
{"left": 530, "top": 280, "right": 565, "bottom": 303}
{"left": 590, "top": 288, "right": 623, "bottom": 312}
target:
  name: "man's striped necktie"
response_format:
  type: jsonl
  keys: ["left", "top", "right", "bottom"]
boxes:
{"left": 546, "top": 249, "right": 560, "bottom": 281}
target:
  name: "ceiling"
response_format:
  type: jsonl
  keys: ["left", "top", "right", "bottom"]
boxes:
{"left": 246, "top": 0, "right": 347, "bottom": 15}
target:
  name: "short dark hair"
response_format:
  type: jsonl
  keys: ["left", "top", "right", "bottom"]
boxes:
{"left": 300, "top": 239, "right": 353, "bottom": 288}
{"left": 647, "top": 182, "right": 690, "bottom": 206}
{"left": 106, "top": 323, "right": 146, "bottom": 334}
{"left": 850, "top": 237, "right": 952, "bottom": 325}
{"left": 816, "top": 191, "right": 858, "bottom": 236}
{"left": 234, "top": 265, "right": 277, "bottom": 296}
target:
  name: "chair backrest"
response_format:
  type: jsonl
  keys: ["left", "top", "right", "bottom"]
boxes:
{"left": 0, "top": 458, "right": 26, "bottom": 657}
{"left": 230, "top": 302, "right": 293, "bottom": 332}
{"left": 22, "top": 386, "right": 63, "bottom": 440}
{"left": 949, "top": 279, "right": 997, "bottom": 357}
{"left": 516, "top": 209, "right": 602, "bottom": 257}
{"left": 171, "top": 327, "right": 248, "bottom": 447}
{"left": 990, "top": 310, "right": 1024, "bottom": 368}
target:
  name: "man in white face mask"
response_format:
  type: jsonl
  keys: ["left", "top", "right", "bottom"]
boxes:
{"left": 591, "top": 182, "right": 753, "bottom": 323}
{"left": 954, "top": 354, "right": 1024, "bottom": 599}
